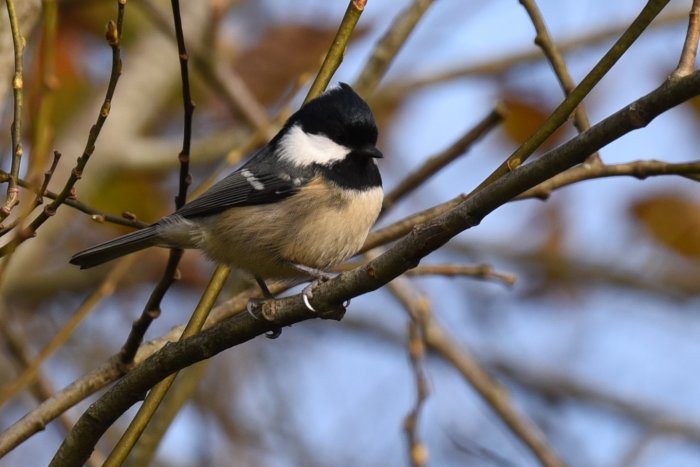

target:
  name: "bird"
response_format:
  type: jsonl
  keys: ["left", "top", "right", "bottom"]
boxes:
{"left": 70, "top": 83, "right": 384, "bottom": 310}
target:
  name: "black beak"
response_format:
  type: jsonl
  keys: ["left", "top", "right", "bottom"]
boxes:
{"left": 358, "top": 146, "right": 383, "bottom": 159}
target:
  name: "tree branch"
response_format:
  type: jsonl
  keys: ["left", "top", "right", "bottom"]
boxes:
{"left": 354, "top": 0, "right": 435, "bottom": 96}
{"left": 48, "top": 66, "right": 700, "bottom": 467}
{"left": 477, "top": 0, "right": 670, "bottom": 190}
{"left": 1, "top": 0, "right": 26, "bottom": 220}
{"left": 382, "top": 106, "right": 504, "bottom": 212}
{"left": 671, "top": 0, "right": 700, "bottom": 78}
{"left": 519, "top": 0, "right": 600, "bottom": 163}
{"left": 0, "top": 1, "right": 126, "bottom": 256}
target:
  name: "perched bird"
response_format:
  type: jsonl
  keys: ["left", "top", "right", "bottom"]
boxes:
{"left": 70, "top": 83, "right": 383, "bottom": 308}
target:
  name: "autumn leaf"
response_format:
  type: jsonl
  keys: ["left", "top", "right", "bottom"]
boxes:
{"left": 234, "top": 24, "right": 365, "bottom": 106}
{"left": 500, "top": 97, "right": 565, "bottom": 150}
{"left": 630, "top": 194, "right": 700, "bottom": 259}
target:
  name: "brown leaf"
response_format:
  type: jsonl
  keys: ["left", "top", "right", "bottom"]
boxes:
{"left": 234, "top": 24, "right": 364, "bottom": 105}
{"left": 686, "top": 95, "right": 700, "bottom": 121}
{"left": 85, "top": 171, "right": 170, "bottom": 232}
{"left": 500, "top": 97, "right": 564, "bottom": 149}
{"left": 631, "top": 194, "right": 700, "bottom": 259}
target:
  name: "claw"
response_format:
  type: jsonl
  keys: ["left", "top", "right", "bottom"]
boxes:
{"left": 302, "top": 283, "right": 318, "bottom": 313}
{"left": 246, "top": 298, "right": 264, "bottom": 320}
{"left": 247, "top": 298, "right": 282, "bottom": 338}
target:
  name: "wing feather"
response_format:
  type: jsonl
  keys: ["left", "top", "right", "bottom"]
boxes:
{"left": 175, "top": 169, "right": 298, "bottom": 219}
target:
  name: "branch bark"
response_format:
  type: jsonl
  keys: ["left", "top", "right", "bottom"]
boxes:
{"left": 49, "top": 69, "right": 700, "bottom": 467}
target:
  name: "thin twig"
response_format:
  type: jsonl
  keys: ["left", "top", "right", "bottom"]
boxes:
{"left": 35, "top": 151, "right": 61, "bottom": 206}
{"left": 103, "top": 265, "right": 230, "bottom": 467}
{"left": 405, "top": 263, "right": 517, "bottom": 286}
{"left": 354, "top": 0, "right": 434, "bottom": 96}
{"left": 0, "top": 317, "right": 74, "bottom": 436}
{"left": 108, "top": 0, "right": 371, "bottom": 460}
{"left": 27, "top": 0, "right": 58, "bottom": 189}
{"left": 387, "top": 275, "right": 563, "bottom": 467}
{"left": 171, "top": 1, "right": 194, "bottom": 212}
{"left": 305, "top": 0, "right": 367, "bottom": 103}
{"left": 0, "top": 2, "right": 126, "bottom": 256}
{"left": 519, "top": 0, "right": 600, "bottom": 163}
{"left": 365, "top": 156, "right": 700, "bottom": 255}
{"left": 0, "top": 151, "right": 60, "bottom": 237}
{"left": 403, "top": 312, "right": 430, "bottom": 467}
{"left": 671, "top": 0, "right": 700, "bottom": 78}
{"left": 0, "top": 256, "right": 133, "bottom": 407}
{"left": 382, "top": 106, "right": 504, "bottom": 212}
{"left": 0, "top": 282, "right": 288, "bottom": 458}
{"left": 517, "top": 159, "right": 700, "bottom": 200}
{"left": 1, "top": 0, "right": 25, "bottom": 221}
{"left": 118, "top": 0, "right": 195, "bottom": 366}
{"left": 137, "top": 0, "right": 273, "bottom": 137}
{"left": 0, "top": 170, "right": 147, "bottom": 228}
{"left": 381, "top": 9, "right": 688, "bottom": 100}
{"left": 476, "top": 0, "right": 670, "bottom": 191}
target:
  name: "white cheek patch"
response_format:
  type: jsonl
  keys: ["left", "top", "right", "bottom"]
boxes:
{"left": 279, "top": 124, "right": 351, "bottom": 167}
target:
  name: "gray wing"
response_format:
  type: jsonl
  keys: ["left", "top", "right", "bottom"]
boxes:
{"left": 174, "top": 168, "right": 298, "bottom": 219}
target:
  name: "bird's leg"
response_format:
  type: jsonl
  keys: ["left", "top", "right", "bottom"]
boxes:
{"left": 246, "top": 275, "right": 281, "bottom": 339}
{"left": 288, "top": 263, "right": 335, "bottom": 281}
{"left": 255, "top": 275, "right": 274, "bottom": 299}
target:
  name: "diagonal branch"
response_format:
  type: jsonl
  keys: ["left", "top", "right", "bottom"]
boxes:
{"left": 305, "top": 0, "right": 367, "bottom": 103}
{"left": 382, "top": 106, "right": 504, "bottom": 212}
{"left": 118, "top": 0, "right": 197, "bottom": 367}
{"left": 519, "top": 0, "right": 600, "bottom": 163}
{"left": 354, "top": 0, "right": 435, "bottom": 96}
{"left": 671, "top": 0, "right": 700, "bottom": 78}
{"left": 48, "top": 68, "right": 700, "bottom": 467}
{"left": 1, "top": 0, "right": 25, "bottom": 221}
{"left": 0, "top": 2, "right": 126, "bottom": 256}
{"left": 477, "top": 0, "right": 671, "bottom": 190}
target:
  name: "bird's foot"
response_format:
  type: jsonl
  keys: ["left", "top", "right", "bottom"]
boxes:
{"left": 246, "top": 298, "right": 282, "bottom": 339}
{"left": 301, "top": 279, "right": 347, "bottom": 321}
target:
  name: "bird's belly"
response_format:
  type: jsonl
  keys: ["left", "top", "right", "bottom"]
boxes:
{"left": 197, "top": 184, "right": 383, "bottom": 279}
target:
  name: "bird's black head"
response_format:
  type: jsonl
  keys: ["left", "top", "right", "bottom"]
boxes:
{"left": 292, "top": 82, "right": 379, "bottom": 151}
{"left": 273, "top": 83, "right": 383, "bottom": 190}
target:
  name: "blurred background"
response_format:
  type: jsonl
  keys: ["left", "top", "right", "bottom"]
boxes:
{"left": 2, "top": 0, "right": 700, "bottom": 465}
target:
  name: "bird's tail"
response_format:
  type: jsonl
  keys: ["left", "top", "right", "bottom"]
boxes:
{"left": 69, "top": 226, "right": 159, "bottom": 269}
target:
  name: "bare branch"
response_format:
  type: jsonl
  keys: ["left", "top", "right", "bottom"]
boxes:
{"left": 517, "top": 159, "right": 700, "bottom": 201}
{"left": 477, "top": 0, "right": 671, "bottom": 190}
{"left": 1, "top": 0, "right": 26, "bottom": 220}
{"left": 305, "top": 0, "right": 367, "bottom": 102}
{"left": 387, "top": 275, "right": 563, "bottom": 467}
{"left": 403, "top": 318, "right": 430, "bottom": 467}
{"left": 405, "top": 263, "right": 517, "bottom": 286}
{"left": 354, "top": 0, "right": 435, "bottom": 96}
{"left": 382, "top": 106, "right": 504, "bottom": 212}
{"left": 0, "top": 1, "right": 126, "bottom": 256}
{"left": 671, "top": 0, "right": 700, "bottom": 78}
{"left": 519, "top": 0, "right": 600, "bottom": 163}
{"left": 0, "top": 256, "right": 133, "bottom": 407}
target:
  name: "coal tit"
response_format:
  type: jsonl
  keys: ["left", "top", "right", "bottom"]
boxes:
{"left": 70, "top": 83, "right": 384, "bottom": 305}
